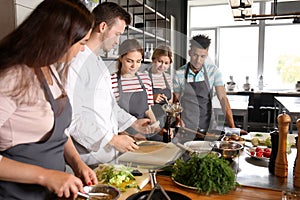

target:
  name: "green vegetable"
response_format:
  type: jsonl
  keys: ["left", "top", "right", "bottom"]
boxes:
{"left": 255, "top": 133, "right": 263, "bottom": 137}
{"left": 172, "top": 154, "right": 238, "bottom": 195}
{"left": 95, "top": 164, "right": 138, "bottom": 192}
{"left": 265, "top": 137, "right": 272, "bottom": 147}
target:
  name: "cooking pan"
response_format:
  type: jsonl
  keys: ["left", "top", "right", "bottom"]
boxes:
{"left": 126, "top": 190, "right": 191, "bottom": 200}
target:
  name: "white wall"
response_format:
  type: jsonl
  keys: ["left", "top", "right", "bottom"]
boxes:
{"left": 0, "top": 0, "right": 42, "bottom": 40}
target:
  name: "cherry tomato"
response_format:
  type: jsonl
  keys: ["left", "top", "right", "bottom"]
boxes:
{"left": 256, "top": 151, "right": 263, "bottom": 157}
{"left": 256, "top": 147, "right": 262, "bottom": 152}
{"left": 263, "top": 151, "right": 271, "bottom": 158}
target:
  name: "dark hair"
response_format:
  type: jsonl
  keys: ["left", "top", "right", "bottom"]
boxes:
{"left": 92, "top": 2, "right": 131, "bottom": 31}
{"left": 190, "top": 34, "right": 211, "bottom": 49}
{"left": 117, "top": 39, "right": 143, "bottom": 71}
{"left": 151, "top": 45, "right": 173, "bottom": 64}
{"left": 0, "top": 0, "right": 93, "bottom": 98}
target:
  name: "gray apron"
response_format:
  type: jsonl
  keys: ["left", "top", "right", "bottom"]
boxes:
{"left": 0, "top": 67, "right": 71, "bottom": 200}
{"left": 117, "top": 72, "right": 148, "bottom": 119}
{"left": 117, "top": 72, "right": 148, "bottom": 135}
{"left": 149, "top": 70, "right": 171, "bottom": 125}
{"left": 180, "top": 63, "right": 213, "bottom": 137}
{"left": 147, "top": 70, "right": 172, "bottom": 141}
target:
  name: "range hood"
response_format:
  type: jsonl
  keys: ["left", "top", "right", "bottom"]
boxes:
{"left": 229, "top": 0, "right": 300, "bottom": 22}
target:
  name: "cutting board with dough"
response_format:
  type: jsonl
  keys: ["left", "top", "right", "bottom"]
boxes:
{"left": 117, "top": 141, "right": 182, "bottom": 167}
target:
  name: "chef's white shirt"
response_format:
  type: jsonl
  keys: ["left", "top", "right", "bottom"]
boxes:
{"left": 66, "top": 46, "right": 136, "bottom": 165}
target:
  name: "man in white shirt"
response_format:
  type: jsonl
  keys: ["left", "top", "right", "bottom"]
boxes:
{"left": 66, "top": 2, "right": 151, "bottom": 166}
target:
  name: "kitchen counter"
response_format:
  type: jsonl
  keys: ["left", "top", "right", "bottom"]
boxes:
{"left": 141, "top": 175, "right": 282, "bottom": 200}
{"left": 125, "top": 146, "right": 300, "bottom": 199}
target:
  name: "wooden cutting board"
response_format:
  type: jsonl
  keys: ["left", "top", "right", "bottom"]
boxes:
{"left": 118, "top": 168, "right": 150, "bottom": 200}
{"left": 93, "top": 165, "right": 150, "bottom": 200}
{"left": 118, "top": 141, "right": 182, "bottom": 167}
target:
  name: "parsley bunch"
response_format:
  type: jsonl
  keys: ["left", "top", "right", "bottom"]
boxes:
{"left": 172, "top": 153, "right": 238, "bottom": 195}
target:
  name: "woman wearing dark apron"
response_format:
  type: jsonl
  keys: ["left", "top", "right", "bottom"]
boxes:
{"left": 111, "top": 39, "right": 158, "bottom": 137}
{"left": 145, "top": 45, "right": 174, "bottom": 140}
{"left": 0, "top": 1, "right": 97, "bottom": 199}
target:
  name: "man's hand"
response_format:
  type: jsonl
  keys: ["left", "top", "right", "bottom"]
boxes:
{"left": 131, "top": 118, "right": 151, "bottom": 134}
{"left": 109, "top": 135, "right": 139, "bottom": 153}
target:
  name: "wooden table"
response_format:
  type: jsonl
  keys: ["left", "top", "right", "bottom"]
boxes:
{"left": 213, "top": 95, "right": 249, "bottom": 130}
{"left": 141, "top": 175, "right": 282, "bottom": 200}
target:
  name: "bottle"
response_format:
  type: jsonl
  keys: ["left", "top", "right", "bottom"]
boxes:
{"left": 243, "top": 76, "right": 250, "bottom": 91}
{"left": 268, "top": 128, "right": 279, "bottom": 174}
{"left": 163, "top": 115, "right": 171, "bottom": 143}
{"left": 258, "top": 75, "right": 264, "bottom": 90}
{"left": 144, "top": 43, "right": 150, "bottom": 59}
{"left": 294, "top": 119, "right": 300, "bottom": 187}
{"left": 275, "top": 112, "right": 291, "bottom": 177}
{"left": 227, "top": 75, "right": 236, "bottom": 91}
{"left": 149, "top": 43, "right": 154, "bottom": 59}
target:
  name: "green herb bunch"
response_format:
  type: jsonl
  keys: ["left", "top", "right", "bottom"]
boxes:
{"left": 172, "top": 153, "right": 238, "bottom": 195}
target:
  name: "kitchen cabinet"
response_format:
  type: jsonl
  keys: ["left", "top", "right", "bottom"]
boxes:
{"left": 0, "top": 0, "right": 43, "bottom": 40}
{"left": 99, "top": 0, "right": 174, "bottom": 63}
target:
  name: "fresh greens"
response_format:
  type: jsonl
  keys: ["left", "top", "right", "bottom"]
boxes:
{"left": 95, "top": 164, "right": 139, "bottom": 192}
{"left": 172, "top": 154, "right": 238, "bottom": 195}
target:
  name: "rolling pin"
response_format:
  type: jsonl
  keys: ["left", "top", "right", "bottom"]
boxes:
{"left": 294, "top": 119, "right": 300, "bottom": 187}
{"left": 275, "top": 112, "right": 291, "bottom": 177}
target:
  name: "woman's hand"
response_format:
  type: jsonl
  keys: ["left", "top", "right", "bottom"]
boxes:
{"left": 38, "top": 169, "right": 84, "bottom": 199}
{"left": 153, "top": 93, "right": 167, "bottom": 104}
{"left": 72, "top": 160, "right": 98, "bottom": 187}
{"left": 158, "top": 128, "right": 174, "bottom": 138}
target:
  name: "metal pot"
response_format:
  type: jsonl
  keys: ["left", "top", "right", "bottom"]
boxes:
{"left": 210, "top": 141, "right": 243, "bottom": 159}
{"left": 77, "top": 185, "right": 121, "bottom": 200}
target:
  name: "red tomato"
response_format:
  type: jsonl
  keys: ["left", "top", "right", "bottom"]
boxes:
{"left": 263, "top": 151, "right": 271, "bottom": 158}
{"left": 250, "top": 151, "right": 255, "bottom": 156}
{"left": 256, "top": 147, "right": 262, "bottom": 152}
{"left": 264, "top": 148, "right": 271, "bottom": 152}
{"left": 256, "top": 151, "right": 263, "bottom": 157}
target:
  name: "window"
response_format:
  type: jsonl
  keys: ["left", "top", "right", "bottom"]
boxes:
{"left": 188, "top": 2, "right": 300, "bottom": 91}
{"left": 264, "top": 25, "right": 300, "bottom": 90}
{"left": 219, "top": 27, "right": 258, "bottom": 89}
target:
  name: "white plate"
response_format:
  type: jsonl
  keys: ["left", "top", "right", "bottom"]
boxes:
{"left": 183, "top": 141, "right": 212, "bottom": 152}
{"left": 245, "top": 147, "right": 271, "bottom": 161}
{"left": 242, "top": 132, "right": 270, "bottom": 142}
{"left": 242, "top": 132, "right": 296, "bottom": 146}
{"left": 171, "top": 177, "right": 197, "bottom": 190}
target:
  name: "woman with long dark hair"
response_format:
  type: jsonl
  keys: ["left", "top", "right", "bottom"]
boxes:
{"left": 0, "top": 0, "right": 98, "bottom": 199}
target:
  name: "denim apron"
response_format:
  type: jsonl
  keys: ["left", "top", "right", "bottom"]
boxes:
{"left": 180, "top": 63, "right": 212, "bottom": 135}
{"left": 0, "top": 67, "right": 71, "bottom": 200}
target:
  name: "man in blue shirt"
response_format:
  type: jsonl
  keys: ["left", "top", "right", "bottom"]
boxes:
{"left": 174, "top": 34, "right": 247, "bottom": 140}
